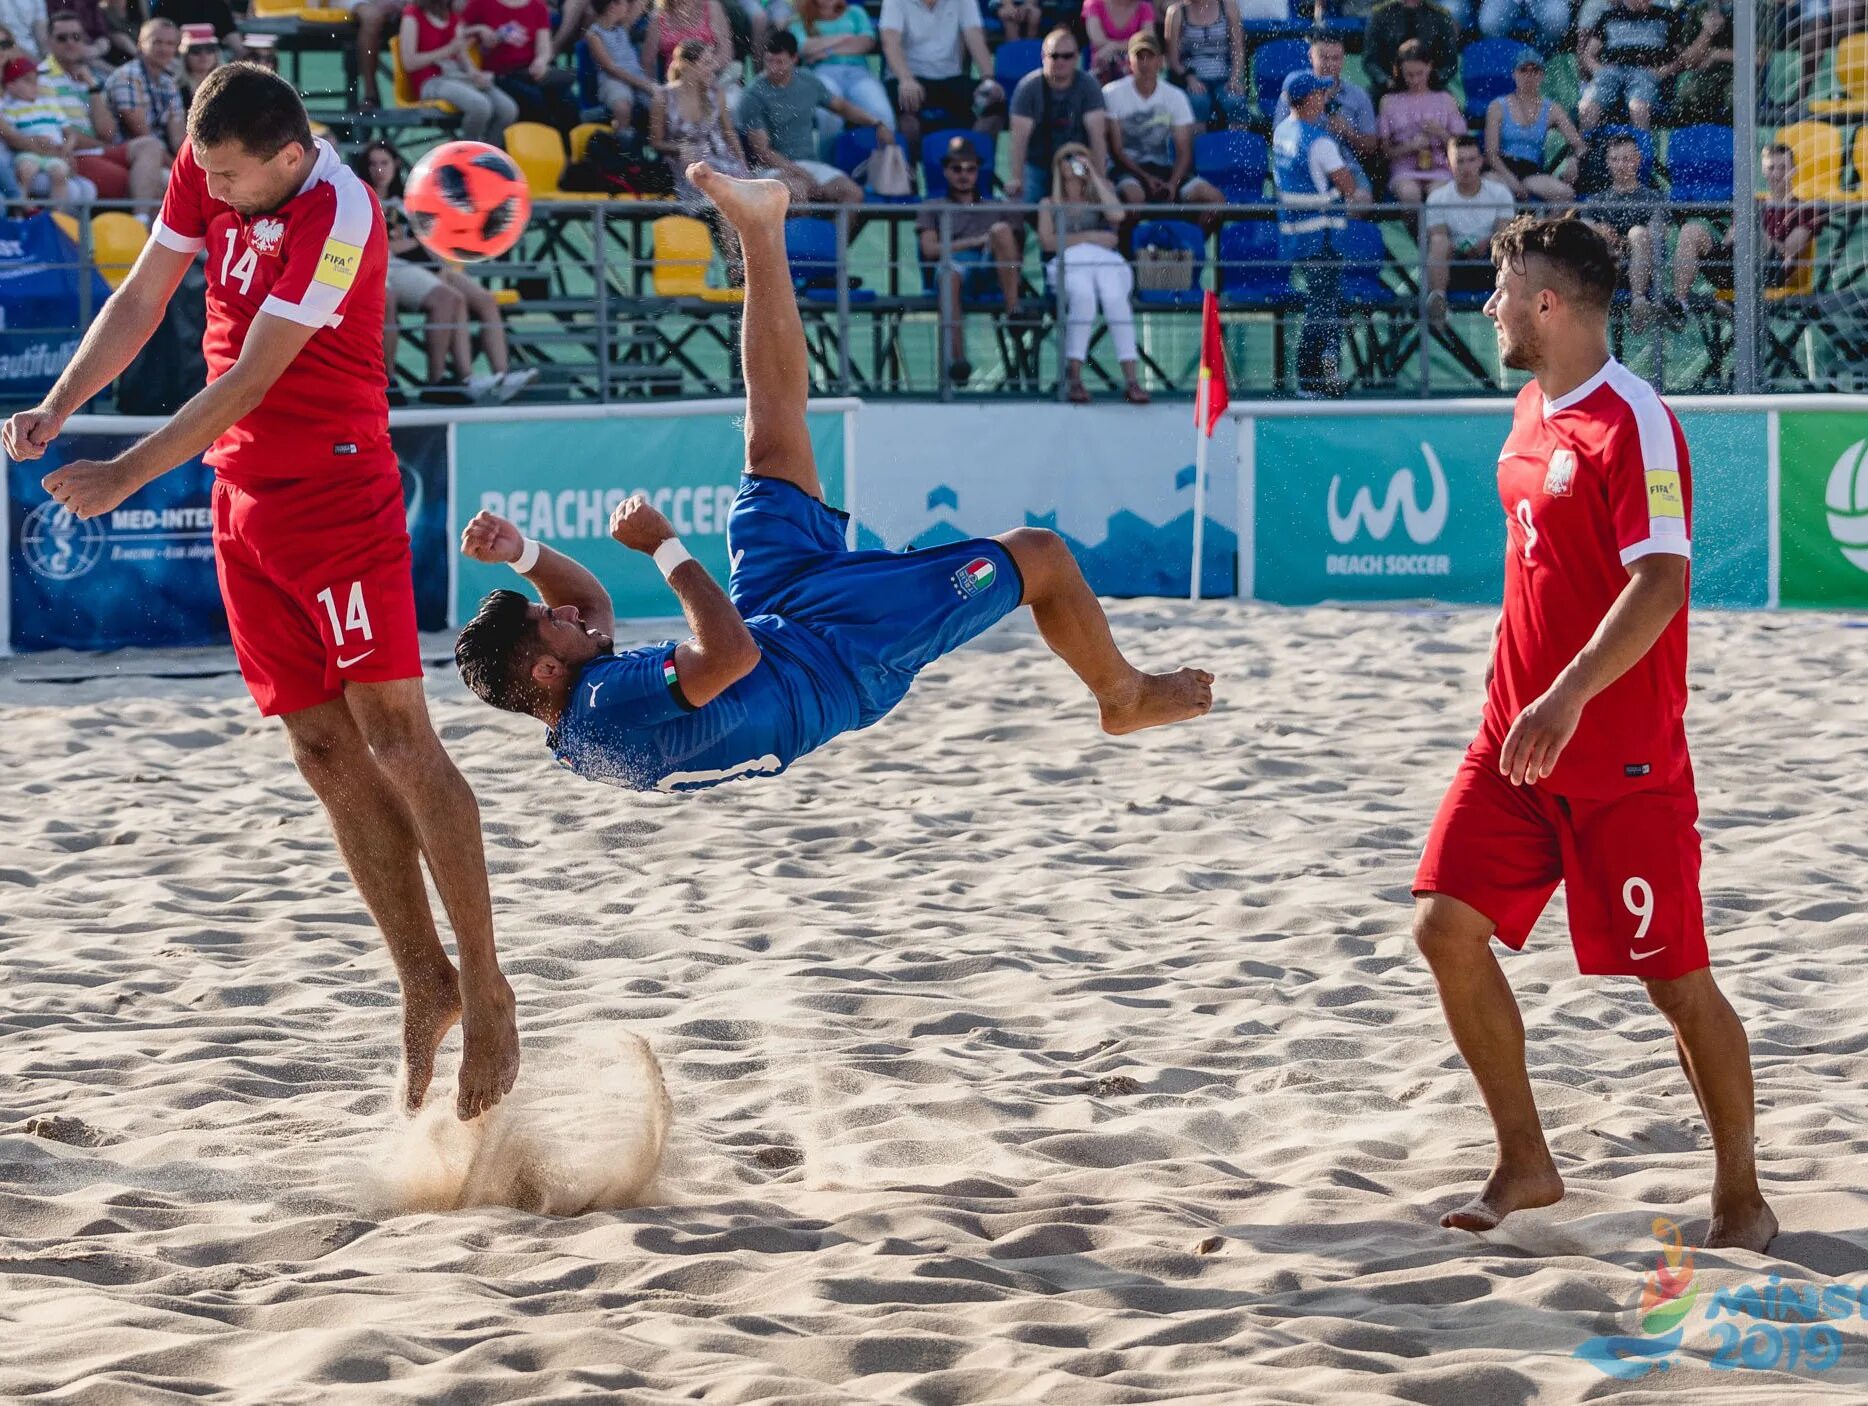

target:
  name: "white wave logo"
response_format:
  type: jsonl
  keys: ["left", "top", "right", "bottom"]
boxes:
{"left": 1824, "top": 439, "right": 1868, "bottom": 573}
{"left": 1328, "top": 442, "right": 1450, "bottom": 546}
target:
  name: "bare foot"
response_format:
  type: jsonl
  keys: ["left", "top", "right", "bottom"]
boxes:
{"left": 399, "top": 964, "right": 462, "bottom": 1115}
{"left": 1441, "top": 1160, "right": 1565, "bottom": 1231}
{"left": 1706, "top": 1197, "right": 1778, "bottom": 1252}
{"left": 687, "top": 162, "right": 789, "bottom": 228}
{"left": 1099, "top": 668, "right": 1215, "bottom": 735}
{"left": 456, "top": 972, "right": 520, "bottom": 1121}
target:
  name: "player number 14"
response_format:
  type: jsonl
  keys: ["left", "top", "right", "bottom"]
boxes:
{"left": 316, "top": 581, "right": 374, "bottom": 644}
{"left": 220, "top": 228, "right": 257, "bottom": 295}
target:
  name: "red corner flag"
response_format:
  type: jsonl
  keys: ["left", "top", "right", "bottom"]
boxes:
{"left": 1197, "top": 290, "right": 1229, "bottom": 436}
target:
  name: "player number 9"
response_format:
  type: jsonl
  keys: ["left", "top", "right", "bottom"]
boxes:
{"left": 1622, "top": 876, "right": 1654, "bottom": 941}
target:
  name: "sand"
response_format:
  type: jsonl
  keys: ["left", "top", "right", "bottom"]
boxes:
{"left": 3, "top": 603, "right": 1867, "bottom": 1404}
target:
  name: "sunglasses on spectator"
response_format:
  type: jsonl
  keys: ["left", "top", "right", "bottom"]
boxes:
{"left": 52, "top": 29, "right": 84, "bottom": 40}
{"left": 945, "top": 162, "right": 978, "bottom": 174}
{"left": 1045, "top": 47, "right": 1077, "bottom": 59}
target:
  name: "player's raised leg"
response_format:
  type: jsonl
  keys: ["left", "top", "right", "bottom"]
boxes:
{"left": 995, "top": 526, "right": 1214, "bottom": 734}
{"left": 1413, "top": 893, "right": 1565, "bottom": 1230}
{"left": 1643, "top": 970, "right": 1777, "bottom": 1251}
{"left": 687, "top": 161, "right": 823, "bottom": 500}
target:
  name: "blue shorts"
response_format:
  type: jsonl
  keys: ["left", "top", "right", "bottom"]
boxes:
{"left": 725, "top": 474, "right": 1025, "bottom": 725}
{"left": 1582, "top": 67, "right": 1662, "bottom": 116}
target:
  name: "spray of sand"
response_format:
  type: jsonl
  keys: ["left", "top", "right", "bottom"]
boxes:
{"left": 363, "top": 1030, "right": 672, "bottom": 1217}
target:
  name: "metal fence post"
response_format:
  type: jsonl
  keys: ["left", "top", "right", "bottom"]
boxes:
{"left": 834, "top": 203, "right": 852, "bottom": 394}
{"left": 1054, "top": 203, "right": 1069, "bottom": 402}
{"left": 1733, "top": 0, "right": 1760, "bottom": 393}
{"left": 592, "top": 203, "right": 610, "bottom": 403}
{"left": 938, "top": 205, "right": 954, "bottom": 401}
{"left": 1417, "top": 207, "right": 1431, "bottom": 398}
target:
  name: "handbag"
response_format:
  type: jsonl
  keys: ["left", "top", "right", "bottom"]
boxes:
{"left": 1135, "top": 244, "right": 1193, "bottom": 293}
{"left": 865, "top": 140, "right": 912, "bottom": 197}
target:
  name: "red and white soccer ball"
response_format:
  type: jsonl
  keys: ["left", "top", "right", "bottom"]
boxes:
{"left": 404, "top": 140, "right": 531, "bottom": 263}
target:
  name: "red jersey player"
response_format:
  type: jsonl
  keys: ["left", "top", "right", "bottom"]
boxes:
{"left": 1411, "top": 215, "right": 1776, "bottom": 1252}
{"left": 8, "top": 65, "right": 519, "bottom": 1123}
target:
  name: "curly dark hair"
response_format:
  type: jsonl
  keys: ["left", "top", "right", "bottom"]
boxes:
{"left": 1492, "top": 212, "right": 1618, "bottom": 315}
{"left": 456, "top": 589, "right": 545, "bottom": 715}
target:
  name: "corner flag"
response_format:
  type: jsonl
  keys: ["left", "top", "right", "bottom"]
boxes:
{"left": 1196, "top": 291, "right": 1229, "bottom": 436}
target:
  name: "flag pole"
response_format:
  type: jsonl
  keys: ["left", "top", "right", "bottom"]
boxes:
{"left": 1190, "top": 372, "right": 1208, "bottom": 602}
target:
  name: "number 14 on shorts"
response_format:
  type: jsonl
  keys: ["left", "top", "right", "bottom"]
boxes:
{"left": 317, "top": 580, "right": 376, "bottom": 665}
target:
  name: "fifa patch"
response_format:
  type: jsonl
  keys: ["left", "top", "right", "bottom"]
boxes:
{"left": 248, "top": 216, "right": 285, "bottom": 255}
{"left": 1645, "top": 468, "right": 1685, "bottom": 520}
{"left": 1544, "top": 449, "right": 1577, "bottom": 497}
{"left": 951, "top": 557, "right": 997, "bottom": 599}
{"left": 313, "top": 238, "right": 363, "bottom": 291}
{"left": 662, "top": 657, "right": 679, "bottom": 689}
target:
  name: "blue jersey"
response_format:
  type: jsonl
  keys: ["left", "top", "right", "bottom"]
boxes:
{"left": 550, "top": 615, "right": 859, "bottom": 792}
{"left": 546, "top": 474, "right": 1023, "bottom": 793}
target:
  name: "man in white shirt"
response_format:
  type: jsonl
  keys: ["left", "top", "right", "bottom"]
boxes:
{"left": 878, "top": 0, "right": 1002, "bottom": 148}
{"left": 1103, "top": 30, "right": 1220, "bottom": 213}
{"left": 1423, "top": 134, "right": 1515, "bottom": 330}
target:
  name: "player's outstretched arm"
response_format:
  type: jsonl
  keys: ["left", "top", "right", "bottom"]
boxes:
{"left": 5, "top": 239, "right": 192, "bottom": 467}
{"left": 461, "top": 509, "right": 617, "bottom": 638}
{"left": 39, "top": 307, "right": 321, "bottom": 521}
{"left": 611, "top": 494, "right": 760, "bottom": 707}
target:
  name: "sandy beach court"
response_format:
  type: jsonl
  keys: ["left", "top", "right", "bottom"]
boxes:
{"left": 3, "top": 601, "right": 1866, "bottom": 1403}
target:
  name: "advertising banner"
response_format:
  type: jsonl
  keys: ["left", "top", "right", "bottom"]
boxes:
{"left": 452, "top": 409, "right": 849, "bottom": 625}
{"left": 1252, "top": 413, "right": 1508, "bottom": 605}
{"left": 850, "top": 403, "right": 1237, "bottom": 599}
{"left": 1676, "top": 410, "right": 1769, "bottom": 610}
{"left": 0, "top": 213, "right": 107, "bottom": 402}
{"left": 8, "top": 425, "right": 452, "bottom": 652}
{"left": 1777, "top": 410, "right": 1868, "bottom": 609}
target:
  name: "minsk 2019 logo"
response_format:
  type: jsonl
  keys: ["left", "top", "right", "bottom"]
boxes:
{"left": 1575, "top": 1218, "right": 1850, "bottom": 1379}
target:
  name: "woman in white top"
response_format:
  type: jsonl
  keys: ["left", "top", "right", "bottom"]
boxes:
{"left": 1038, "top": 142, "right": 1149, "bottom": 405}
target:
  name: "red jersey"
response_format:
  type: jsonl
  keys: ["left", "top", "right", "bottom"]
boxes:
{"left": 463, "top": 0, "right": 548, "bottom": 75}
{"left": 400, "top": 3, "right": 459, "bottom": 94}
{"left": 151, "top": 139, "right": 391, "bottom": 487}
{"left": 1479, "top": 358, "right": 1693, "bottom": 800}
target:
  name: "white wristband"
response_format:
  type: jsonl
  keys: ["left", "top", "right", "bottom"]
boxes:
{"left": 653, "top": 537, "right": 693, "bottom": 580}
{"left": 510, "top": 537, "right": 541, "bottom": 574}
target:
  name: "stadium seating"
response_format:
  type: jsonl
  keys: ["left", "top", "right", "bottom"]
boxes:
{"left": 569, "top": 121, "right": 608, "bottom": 163}
{"left": 1460, "top": 38, "right": 1523, "bottom": 123}
{"left": 1131, "top": 219, "right": 1205, "bottom": 307}
{"left": 505, "top": 121, "right": 610, "bottom": 201}
{"left": 651, "top": 216, "right": 744, "bottom": 302}
{"left": 1812, "top": 32, "right": 1868, "bottom": 117}
{"left": 994, "top": 39, "right": 1042, "bottom": 91}
{"left": 785, "top": 218, "right": 876, "bottom": 303}
{"left": 1778, "top": 120, "right": 1846, "bottom": 201}
{"left": 1855, "top": 126, "right": 1868, "bottom": 189}
{"left": 1218, "top": 221, "right": 1296, "bottom": 307}
{"left": 91, "top": 212, "right": 148, "bottom": 289}
{"left": 389, "top": 36, "right": 462, "bottom": 125}
{"left": 1591, "top": 123, "right": 1656, "bottom": 185}
{"left": 1334, "top": 221, "right": 1399, "bottom": 308}
{"left": 1193, "top": 130, "right": 1269, "bottom": 201}
{"left": 1666, "top": 124, "right": 1735, "bottom": 203}
{"left": 1252, "top": 40, "right": 1309, "bottom": 119}
{"left": 921, "top": 129, "right": 995, "bottom": 198}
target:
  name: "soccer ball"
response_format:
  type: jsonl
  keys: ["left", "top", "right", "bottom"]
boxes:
{"left": 404, "top": 140, "right": 531, "bottom": 263}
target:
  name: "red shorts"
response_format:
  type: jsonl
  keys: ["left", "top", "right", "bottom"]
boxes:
{"left": 212, "top": 468, "right": 423, "bottom": 717}
{"left": 1414, "top": 745, "right": 1709, "bottom": 980}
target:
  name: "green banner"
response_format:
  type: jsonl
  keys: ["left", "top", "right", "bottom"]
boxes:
{"left": 1778, "top": 410, "right": 1868, "bottom": 609}
{"left": 452, "top": 410, "right": 847, "bottom": 624}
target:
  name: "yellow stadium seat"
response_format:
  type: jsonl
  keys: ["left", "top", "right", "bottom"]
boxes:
{"left": 391, "top": 35, "right": 457, "bottom": 113}
{"left": 1855, "top": 126, "right": 1868, "bottom": 191}
{"left": 569, "top": 122, "right": 608, "bottom": 163}
{"left": 50, "top": 210, "right": 78, "bottom": 243}
{"left": 504, "top": 121, "right": 609, "bottom": 200}
{"left": 1813, "top": 32, "right": 1868, "bottom": 116}
{"left": 651, "top": 215, "right": 743, "bottom": 302}
{"left": 1778, "top": 120, "right": 1845, "bottom": 201}
{"left": 92, "top": 212, "right": 147, "bottom": 288}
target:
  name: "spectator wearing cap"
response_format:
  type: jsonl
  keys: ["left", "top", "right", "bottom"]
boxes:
{"left": 1483, "top": 48, "right": 1584, "bottom": 202}
{"left": 1578, "top": 0, "right": 1694, "bottom": 132}
{"left": 918, "top": 134, "right": 1025, "bottom": 385}
{"left": 739, "top": 29, "right": 891, "bottom": 205}
{"left": 1006, "top": 26, "right": 1109, "bottom": 200}
{"left": 38, "top": 8, "right": 170, "bottom": 209}
{"left": 1377, "top": 36, "right": 1464, "bottom": 206}
{"left": 0, "top": 53, "right": 96, "bottom": 206}
{"left": 178, "top": 21, "right": 223, "bottom": 104}
{"left": 104, "top": 17, "right": 184, "bottom": 154}
{"left": 242, "top": 31, "right": 280, "bottom": 70}
{"left": 1273, "top": 31, "right": 1376, "bottom": 192}
{"left": 1422, "top": 134, "right": 1513, "bottom": 330}
{"left": 1362, "top": 0, "right": 1455, "bottom": 105}
{"left": 1103, "top": 31, "right": 1221, "bottom": 213}
{"left": 1272, "top": 70, "right": 1368, "bottom": 397}
{"left": 877, "top": 0, "right": 1002, "bottom": 152}
{"left": 1163, "top": 0, "right": 1248, "bottom": 129}
{"left": 1081, "top": 0, "right": 1154, "bottom": 83}
{"left": 150, "top": 0, "right": 238, "bottom": 47}
{"left": 1477, "top": 0, "right": 1566, "bottom": 45}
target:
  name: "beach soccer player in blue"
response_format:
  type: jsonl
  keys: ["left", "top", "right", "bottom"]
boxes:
{"left": 455, "top": 164, "right": 1214, "bottom": 793}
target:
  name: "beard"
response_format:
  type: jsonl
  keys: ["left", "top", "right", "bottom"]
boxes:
{"left": 1498, "top": 320, "right": 1540, "bottom": 372}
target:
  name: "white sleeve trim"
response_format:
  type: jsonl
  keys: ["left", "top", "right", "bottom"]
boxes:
{"left": 1620, "top": 535, "right": 1692, "bottom": 565}
{"left": 258, "top": 292, "right": 336, "bottom": 327}
{"left": 150, "top": 218, "right": 204, "bottom": 254}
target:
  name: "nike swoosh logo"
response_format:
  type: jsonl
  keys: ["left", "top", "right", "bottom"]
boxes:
{"left": 336, "top": 649, "right": 376, "bottom": 668}
{"left": 1630, "top": 945, "right": 1666, "bottom": 961}
{"left": 729, "top": 548, "right": 746, "bottom": 573}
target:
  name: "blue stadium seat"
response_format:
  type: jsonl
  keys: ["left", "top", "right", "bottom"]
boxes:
{"left": 1219, "top": 221, "right": 1296, "bottom": 307}
{"left": 1461, "top": 38, "right": 1526, "bottom": 122}
{"left": 1253, "top": 39, "right": 1310, "bottom": 118}
{"left": 1242, "top": 0, "right": 1301, "bottom": 32}
{"left": 1333, "top": 220, "right": 1399, "bottom": 307}
{"left": 922, "top": 128, "right": 995, "bottom": 198}
{"left": 1667, "top": 124, "right": 1735, "bottom": 202}
{"left": 1132, "top": 219, "right": 1206, "bottom": 306}
{"left": 995, "top": 39, "right": 1042, "bottom": 90}
{"left": 1593, "top": 123, "right": 1658, "bottom": 186}
{"left": 1193, "top": 129, "right": 1269, "bottom": 201}
{"left": 785, "top": 218, "right": 876, "bottom": 302}
{"left": 575, "top": 40, "right": 598, "bottom": 111}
